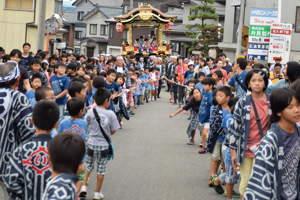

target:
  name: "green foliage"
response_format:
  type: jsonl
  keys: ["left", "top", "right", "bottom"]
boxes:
{"left": 185, "top": 0, "right": 223, "bottom": 55}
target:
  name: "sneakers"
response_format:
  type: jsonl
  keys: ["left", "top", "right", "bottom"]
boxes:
{"left": 154, "top": 96, "right": 157, "bottom": 100}
{"left": 208, "top": 175, "right": 214, "bottom": 187}
{"left": 129, "top": 111, "right": 135, "bottom": 115}
{"left": 186, "top": 139, "right": 195, "bottom": 145}
{"left": 157, "top": 96, "right": 161, "bottom": 98}
{"left": 146, "top": 98, "right": 149, "bottom": 103}
{"left": 172, "top": 102, "right": 177, "bottom": 105}
{"left": 140, "top": 102, "right": 144, "bottom": 105}
{"left": 198, "top": 147, "right": 207, "bottom": 154}
{"left": 213, "top": 179, "right": 225, "bottom": 194}
{"left": 187, "top": 116, "right": 191, "bottom": 120}
{"left": 177, "top": 105, "right": 181, "bottom": 108}
{"left": 184, "top": 110, "right": 187, "bottom": 114}
{"left": 79, "top": 186, "right": 87, "bottom": 197}
{"left": 199, "top": 143, "right": 202, "bottom": 148}
{"left": 93, "top": 192, "right": 104, "bottom": 200}
{"left": 134, "top": 105, "right": 137, "bottom": 109}
{"left": 151, "top": 97, "right": 154, "bottom": 101}
{"left": 223, "top": 190, "right": 240, "bottom": 198}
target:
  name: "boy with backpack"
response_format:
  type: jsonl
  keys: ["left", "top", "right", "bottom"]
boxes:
{"left": 80, "top": 88, "right": 120, "bottom": 199}
{"left": 4, "top": 101, "right": 60, "bottom": 200}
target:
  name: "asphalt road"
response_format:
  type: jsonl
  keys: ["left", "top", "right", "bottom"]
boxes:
{"left": 83, "top": 90, "right": 239, "bottom": 200}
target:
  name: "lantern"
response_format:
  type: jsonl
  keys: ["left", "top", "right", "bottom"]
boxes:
{"left": 116, "top": 23, "right": 124, "bottom": 37}
{"left": 165, "top": 22, "right": 174, "bottom": 37}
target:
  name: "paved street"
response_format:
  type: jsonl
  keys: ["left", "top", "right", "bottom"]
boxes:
{"left": 84, "top": 88, "right": 238, "bottom": 200}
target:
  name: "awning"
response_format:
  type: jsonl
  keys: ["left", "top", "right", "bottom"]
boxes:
{"left": 231, "top": 0, "right": 241, "bottom": 6}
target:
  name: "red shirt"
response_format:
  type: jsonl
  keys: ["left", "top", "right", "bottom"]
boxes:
{"left": 245, "top": 94, "right": 269, "bottom": 158}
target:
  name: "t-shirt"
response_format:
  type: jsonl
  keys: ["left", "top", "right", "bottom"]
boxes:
{"left": 139, "top": 74, "right": 147, "bottom": 88}
{"left": 222, "top": 64, "right": 232, "bottom": 74}
{"left": 223, "top": 114, "right": 233, "bottom": 165}
{"left": 246, "top": 94, "right": 269, "bottom": 158}
{"left": 195, "top": 82, "right": 203, "bottom": 93}
{"left": 184, "top": 70, "right": 197, "bottom": 84}
{"left": 50, "top": 75, "right": 70, "bottom": 105}
{"left": 278, "top": 124, "right": 300, "bottom": 200}
{"left": 105, "top": 80, "right": 119, "bottom": 110}
{"left": 228, "top": 70, "right": 248, "bottom": 97}
{"left": 217, "top": 108, "right": 230, "bottom": 142}
{"left": 198, "top": 91, "right": 213, "bottom": 123}
{"left": 85, "top": 107, "right": 120, "bottom": 146}
{"left": 25, "top": 90, "right": 36, "bottom": 108}
{"left": 19, "top": 55, "right": 33, "bottom": 69}
{"left": 57, "top": 118, "right": 88, "bottom": 163}
{"left": 67, "top": 73, "right": 77, "bottom": 81}
{"left": 86, "top": 90, "right": 95, "bottom": 106}
{"left": 18, "top": 65, "right": 29, "bottom": 94}
{"left": 182, "top": 98, "right": 201, "bottom": 113}
{"left": 269, "top": 71, "right": 285, "bottom": 85}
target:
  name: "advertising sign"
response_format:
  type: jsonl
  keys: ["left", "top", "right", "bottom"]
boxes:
{"left": 250, "top": 8, "right": 278, "bottom": 26}
{"left": 247, "top": 43, "right": 269, "bottom": 61}
{"left": 268, "top": 23, "right": 292, "bottom": 64}
{"left": 248, "top": 25, "right": 271, "bottom": 43}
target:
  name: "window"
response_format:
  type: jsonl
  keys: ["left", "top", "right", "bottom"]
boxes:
{"left": 296, "top": 7, "right": 300, "bottom": 33}
{"left": 110, "top": 28, "right": 114, "bottom": 38}
{"left": 77, "top": 11, "right": 84, "bottom": 20}
{"left": 234, "top": 6, "right": 241, "bottom": 24}
{"left": 100, "top": 25, "right": 108, "bottom": 36}
{"left": 74, "top": 31, "right": 82, "bottom": 39}
{"left": 90, "top": 24, "right": 97, "bottom": 35}
{"left": 5, "top": 0, "right": 34, "bottom": 10}
{"left": 123, "top": 5, "right": 129, "bottom": 14}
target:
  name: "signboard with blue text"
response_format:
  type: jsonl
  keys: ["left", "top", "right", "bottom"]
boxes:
{"left": 247, "top": 43, "right": 269, "bottom": 61}
{"left": 250, "top": 8, "right": 278, "bottom": 26}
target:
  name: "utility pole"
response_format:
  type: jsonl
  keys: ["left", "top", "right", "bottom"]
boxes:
{"left": 36, "top": 0, "right": 46, "bottom": 51}
{"left": 236, "top": 0, "right": 246, "bottom": 57}
{"left": 277, "top": 0, "right": 282, "bottom": 23}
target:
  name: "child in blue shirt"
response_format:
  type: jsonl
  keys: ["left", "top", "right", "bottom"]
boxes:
{"left": 206, "top": 86, "right": 231, "bottom": 187}
{"left": 139, "top": 69, "right": 147, "bottom": 104}
{"left": 195, "top": 72, "right": 205, "bottom": 93}
{"left": 198, "top": 77, "right": 216, "bottom": 154}
{"left": 56, "top": 97, "right": 87, "bottom": 194}
{"left": 134, "top": 73, "right": 142, "bottom": 107}
{"left": 104, "top": 69, "right": 119, "bottom": 110}
{"left": 212, "top": 97, "right": 240, "bottom": 199}
{"left": 26, "top": 74, "right": 42, "bottom": 108}
{"left": 184, "top": 62, "right": 198, "bottom": 84}
{"left": 50, "top": 62, "right": 70, "bottom": 122}
{"left": 28, "top": 58, "right": 48, "bottom": 86}
{"left": 144, "top": 67, "right": 151, "bottom": 103}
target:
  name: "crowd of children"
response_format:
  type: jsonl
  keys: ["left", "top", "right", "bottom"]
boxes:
{"left": 2, "top": 41, "right": 300, "bottom": 200}
{"left": 167, "top": 53, "right": 300, "bottom": 200}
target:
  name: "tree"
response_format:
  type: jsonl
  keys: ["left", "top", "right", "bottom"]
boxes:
{"left": 185, "top": 0, "right": 223, "bottom": 56}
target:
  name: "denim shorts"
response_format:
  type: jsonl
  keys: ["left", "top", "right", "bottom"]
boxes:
{"left": 149, "top": 84, "right": 155, "bottom": 91}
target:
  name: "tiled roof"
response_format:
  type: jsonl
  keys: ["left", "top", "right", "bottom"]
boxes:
{"left": 90, "top": 0, "right": 123, "bottom": 7}
{"left": 80, "top": 37, "right": 108, "bottom": 43}
{"left": 63, "top": 12, "right": 76, "bottom": 24}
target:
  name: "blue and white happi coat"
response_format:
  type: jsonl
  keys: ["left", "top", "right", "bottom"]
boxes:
{"left": 0, "top": 87, "right": 35, "bottom": 182}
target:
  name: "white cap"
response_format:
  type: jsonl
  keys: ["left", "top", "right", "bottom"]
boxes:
{"left": 188, "top": 61, "right": 194, "bottom": 66}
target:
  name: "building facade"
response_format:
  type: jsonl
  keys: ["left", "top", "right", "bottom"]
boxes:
{"left": 0, "top": 0, "right": 63, "bottom": 54}
{"left": 219, "top": 0, "right": 300, "bottom": 63}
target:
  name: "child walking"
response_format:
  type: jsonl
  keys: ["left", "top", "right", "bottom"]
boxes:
{"left": 225, "top": 69, "right": 271, "bottom": 199}
{"left": 169, "top": 88, "right": 202, "bottom": 144}
{"left": 198, "top": 77, "right": 216, "bottom": 154}
{"left": 244, "top": 88, "right": 300, "bottom": 199}
{"left": 82, "top": 88, "right": 120, "bottom": 199}
{"left": 206, "top": 86, "right": 231, "bottom": 186}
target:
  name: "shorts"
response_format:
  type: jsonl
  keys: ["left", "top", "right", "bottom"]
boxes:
{"left": 130, "top": 101, "right": 134, "bottom": 107}
{"left": 210, "top": 140, "right": 223, "bottom": 161}
{"left": 149, "top": 84, "right": 155, "bottom": 91}
{"left": 77, "top": 167, "right": 86, "bottom": 183}
{"left": 141, "top": 87, "right": 146, "bottom": 95}
{"left": 155, "top": 86, "right": 158, "bottom": 89}
{"left": 221, "top": 145, "right": 227, "bottom": 161}
{"left": 85, "top": 144, "right": 109, "bottom": 175}
{"left": 225, "top": 163, "right": 237, "bottom": 184}
{"left": 203, "top": 123, "right": 209, "bottom": 129}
